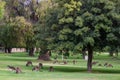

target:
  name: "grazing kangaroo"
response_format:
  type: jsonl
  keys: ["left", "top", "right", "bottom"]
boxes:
{"left": 7, "top": 65, "right": 16, "bottom": 71}
{"left": 107, "top": 64, "right": 113, "bottom": 68}
{"left": 104, "top": 62, "right": 108, "bottom": 66}
{"left": 63, "top": 60, "right": 67, "bottom": 64}
{"left": 39, "top": 63, "right": 43, "bottom": 69}
{"left": 16, "top": 67, "right": 22, "bottom": 74}
{"left": 53, "top": 60, "right": 59, "bottom": 64}
{"left": 49, "top": 66, "right": 54, "bottom": 72}
{"left": 98, "top": 63, "right": 102, "bottom": 66}
{"left": 73, "top": 60, "right": 77, "bottom": 65}
{"left": 32, "top": 66, "right": 40, "bottom": 71}
{"left": 8, "top": 66, "right": 22, "bottom": 74}
{"left": 92, "top": 61, "right": 98, "bottom": 65}
{"left": 26, "top": 61, "right": 33, "bottom": 66}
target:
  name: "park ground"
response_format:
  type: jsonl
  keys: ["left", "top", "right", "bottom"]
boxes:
{"left": 0, "top": 52, "right": 120, "bottom": 80}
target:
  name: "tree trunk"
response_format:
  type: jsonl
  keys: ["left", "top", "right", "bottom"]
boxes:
{"left": 109, "top": 51, "right": 114, "bottom": 56}
{"left": 8, "top": 48, "right": 12, "bottom": 53}
{"left": 115, "top": 52, "right": 118, "bottom": 57}
{"left": 49, "top": 50, "right": 52, "bottom": 56}
{"left": 26, "top": 48, "right": 29, "bottom": 53}
{"left": 82, "top": 48, "right": 86, "bottom": 59}
{"left": 5, "top": 47, "right": 8, "bottom": 53}
{"left": 38, "top": 49, "right": 51, "bottom": 61}
{"left": 4, "top": 47, "right": 12, "bottom": 53}
{"left": 87, "top": 44, "right": 93, "bottom": 72}
{"left": 29, "top": 48, "right": 34, "bottom": 56}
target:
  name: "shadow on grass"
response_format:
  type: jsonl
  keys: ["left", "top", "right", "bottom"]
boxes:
{"left": 0, "top": 57, "right": 36, "bottom": 62}
{"left": 92, "top": 68, "right": 120, "bottom": 74}
{"left": 43, "top": 66, "right": 120, "bottom": 74}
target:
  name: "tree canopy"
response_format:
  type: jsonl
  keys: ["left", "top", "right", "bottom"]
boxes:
{"left": 49, "top": 0, "right": 120, "bottom": 71}
{"left": 0, "top": 0, "right": 5, "bottom": 19}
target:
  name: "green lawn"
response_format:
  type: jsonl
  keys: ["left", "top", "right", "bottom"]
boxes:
{"left": 0, "top": 52, "right": 120, "bottom": 80}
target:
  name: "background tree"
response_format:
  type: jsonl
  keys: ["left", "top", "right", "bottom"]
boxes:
{"left": 0, "top": 0, "right": 5, "bottom": 48}
{"left": 3, "top": 0, "right": 36, "bottom": 55}
{"left": 107, "top": 0, "right": 120, "bottom": 57}
{"left": 33, "top": 0, "right": 56, "bottom": 60}
{"left": 0, "top": 0, "right": 5, "bottom": 19}
{"left": 4, "top": 0, "right": 56, "bottom": 57}
{"left": 0, "top": 16, "right": 33, "bottom": 53}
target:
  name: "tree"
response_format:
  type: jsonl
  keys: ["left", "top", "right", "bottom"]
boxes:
{"left": 52, "top": 0, "right": 120, "bottom": 72}
{"left": 75, "top": 0, "right": 120, "bottom": 72}
{"left": 108, "top": 0, "right": 120, "bottom": 57}
{"left": 34, "top": 0, "right": 56, "bottom": 60}
{"left": 0, "top": 16, "right": 33, "bottom": 53}
{"left": 0, "top": 0, "right": 5, "bottom": 19}
{"left": 110, "top": 0, "right": 120, "bottom": 13}
{"left": 3, "top": 0, "right": 36, "bottom": 55}
{"left": 53, "top": 0, "right": 82, "bottom": 53}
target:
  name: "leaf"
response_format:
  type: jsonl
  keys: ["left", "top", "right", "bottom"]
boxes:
{"left": 75, "top": 16, "right": 83, "bottom": 27}
{"left": 60, "top": 28, "right": 72, "bottom": 34}
{"left": 74, "top": 42, "right": 83, "bottom": 50}
{"left": 84, "top": 37, "right": 94, "bottom": 46}
{"left": 107, "top": 33, "right": 117, "bottom": 41}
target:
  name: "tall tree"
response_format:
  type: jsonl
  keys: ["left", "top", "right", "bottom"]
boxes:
{"left": 75, "top": 0, "right": 120, "bottom": 72}
{"left": 52, "top": 0, "right": 120, "bottom": 72}
{"left": 3, "top": 0, "right": 36, "bottom": 55}
{"left": 34, "top": 0, "right": 56, "bottom": 60}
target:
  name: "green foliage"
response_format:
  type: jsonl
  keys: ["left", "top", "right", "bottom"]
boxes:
{"left": 79, "top": 0, "right": 120, "bottom": 49}
{"left": 0, "top": 16, "right": 33, "bottom": 48}
{"left": 51, "top": 0, "right": 82, "bottom": 51}
{"left": 107, "top": 33, "right": 117, "bottom": 41}
{"left": 59, "top": 17, "right": 73, "bottom": 24}
{"left": 74, "top": 27, "right": 90, "bottom": 36}
{"left": 0, "top": 0, "right": 119, "bottom": 58}
{"left": 54, "top": 41, "right": 75, "bottom": 50}
{"left": 0, "top": 1, "right": 5, "bottom": 19}
{"left": 91, "top": 7, "right": 101, "bottom": 14}
{"left": 74, "top": 42, "right": 83, "bottom": 50}
{"left": 34, "top": 0, "right": 56, "bottom": 53}
{"left": 60, "top": 27, "right": 73, "bottom": 34}
{"left": 113, "top": 0, "right": 120, "bottom": 13}
{"left": 63, "top": 0, "right": 82, "bottom": 15}
{"left": 50, "top": 0, "right": 120, "bottom": 56}
{"left": 75, "top": 16, "right": 83, "bottom": 27}
{"left": 84, "top": 37, "right": 95, "bottom": 46}
{"left": 50, "top": 0, "right": 120, "bottom": 72}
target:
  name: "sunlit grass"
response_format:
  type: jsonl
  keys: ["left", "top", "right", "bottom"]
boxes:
{"left": 0, "top": 52, "right": 120, "bottom": 80}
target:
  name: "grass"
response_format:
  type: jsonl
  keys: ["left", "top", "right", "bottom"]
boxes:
{"left": 0, "top": 52, "right": 120, "bottom": 80}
